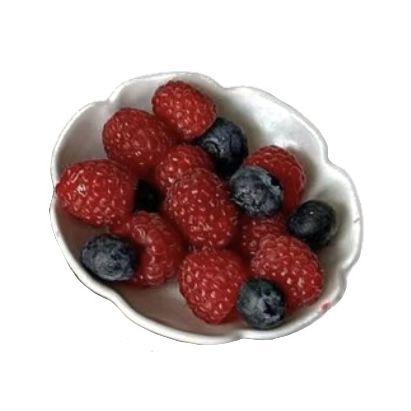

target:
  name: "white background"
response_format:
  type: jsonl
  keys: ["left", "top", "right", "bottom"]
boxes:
{"left": 1, "top": 1, "right": 410, "bottom": 410}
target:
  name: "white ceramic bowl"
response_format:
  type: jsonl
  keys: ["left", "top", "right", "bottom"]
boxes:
{"left": 50, "top": 72, "right": 362, "bottom": 344}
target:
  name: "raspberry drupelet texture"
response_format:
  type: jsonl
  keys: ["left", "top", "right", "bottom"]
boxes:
{"left": 56, "top": 159, "right": 136, "bottom": 227}
{"left": 237, "top": 213, "right": 287, "bottom": 259}
{"left": 110, "top": 212, "right": 185, "bottom": 287}
{"left": 178, "top": 249, "right": 247, "bottom": 324}
{"left": 163, "top": 168, "right": 238, "bottom": 249}
{"left": 154, "top": 144, "right": 213, "bottom": 193}
{"left": 103, "top": 108, "right": 176, "bottom": 175}
{"left": 250, "top": 235, "right": 323, "bottom": 311}
{"left": 152, "top": 81, "right": 216, "bottom": 140}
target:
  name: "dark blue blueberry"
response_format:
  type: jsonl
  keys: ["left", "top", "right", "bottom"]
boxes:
{"left": 229, "top": 165, "right": 283, "bottom": 216}
{"left": 134, "top": 179, "right": 161, "bottom": 212}
{"left": 287, "top": 200, "right": 337, "bottom": 249}
{"left": 194, "top": 117, "right": 248, "bottom": 177}
{"left": 236, "top": 279, "right": 285, "bottom": 329}
{"left": 80, "top": 234, "right": 137, "bottom": 281}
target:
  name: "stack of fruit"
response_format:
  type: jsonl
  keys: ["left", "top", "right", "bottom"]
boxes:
{"left": 55, "top": 80, "right": 337, "bottom": 329}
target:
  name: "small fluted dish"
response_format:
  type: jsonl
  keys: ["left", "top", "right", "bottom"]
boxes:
{"left": 50, "top": 72, "right": 362, "bottom": 344}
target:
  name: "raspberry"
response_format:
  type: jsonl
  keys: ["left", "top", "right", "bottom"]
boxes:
{"left": 244, "top": 145, "right": 306, "bottom": 213}
{"left": 109, "top": 215, "right": 133, "bottom": 238}
{"left": 237, "top": 213, "right": 287, "bottom": 259}
{"left": 103, "top": 108, "right": 175, "bottom": 175}
{"left": 111, "top": 212, "right": 185, "bottom": 287}
{"left": 163, "top": 168, "right": 238, "bottom": 249}
{"left": 250, "top": 235, "right": 323, "bottom": 312}
{"left": 178, "top": 249, "right": 247, "bottom": 324}
{"left": 154, "top": 144, "right": 213, "bottom": 193}
{"left": 55, "top": 160, "right": 136, "bottom": 227}
{"left": 152, "top": 81, "right": 216, "bottom": 140}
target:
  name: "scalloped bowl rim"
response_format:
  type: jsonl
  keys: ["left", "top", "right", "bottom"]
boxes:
{"left": 50, "top": 72, "right": 363, "bottom": 344}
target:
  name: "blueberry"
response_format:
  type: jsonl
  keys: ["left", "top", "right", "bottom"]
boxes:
{"left": 134, "top": 179, "right": 161, "bottom": 212}
{"left": 236, "top": 279, "right": 285, "bottom": 329}
{"left": 287, "top": 200, "right": 337, "bottom": 249}
{"left": 194, "top": 117, "right": 248, "bottom": 177}
{"left": 229, "top": 166, "right": 283, "bottom": 216}
{"left": 80, "top": 234, "right": 137, "bottom": 281}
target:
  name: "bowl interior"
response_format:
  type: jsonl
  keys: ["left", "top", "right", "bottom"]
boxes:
{"left": 51, "top": 73, "right": 362, "bottom": 342}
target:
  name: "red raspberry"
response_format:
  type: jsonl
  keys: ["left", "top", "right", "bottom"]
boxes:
{"left": 152, "top": 81, "right": 216, "bottom": 141}
{"left": 163, "top": 168, "right": 238, "bottom": 249}
{"left": 56, "top": 160, "right": 135, "bottom": 227}
{"left": 103, "top": 108, "right": 175, "bottom": 175}
{"left": 111, "top": 212, "right": 185, "bottom": 286}
{"left": 237, "top": 213, "right": 287, "bottom": 259}
{"left": 244, "top": 145, "right": 306, "bottom": 213}
{"left": 154, "top": 144, "right": 213, "bottom": 193}
{"left": 178, "top": 249, "right": 247, "bottom": 324}
{"left": 109, "top": 216, "right": 133, "bottom": 238}
{"left": 250, "top": 235, "right": 323, "bottom": 312}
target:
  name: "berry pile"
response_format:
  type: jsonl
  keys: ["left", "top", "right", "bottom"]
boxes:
{"left": 55, "top": 80, "right": 338, "bottom": 330}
